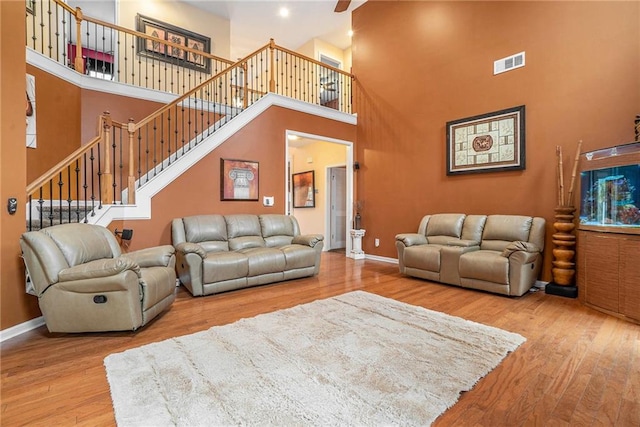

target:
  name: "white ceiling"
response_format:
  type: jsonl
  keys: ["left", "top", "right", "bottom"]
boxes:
{"left": 181, "top": 0, "right": 366, "bottom": 59}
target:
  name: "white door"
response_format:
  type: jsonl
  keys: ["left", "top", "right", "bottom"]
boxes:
{"left": 329, "top": 167, "right": 347, "bottom": 249}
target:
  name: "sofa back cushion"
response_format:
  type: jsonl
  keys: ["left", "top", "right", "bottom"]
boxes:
{"left": 461, "top": 215, "right": 487, "bottom": 243}
{"left": 182, "top": 215, "right": 229, "bottom": 253}
{"left": 225, "top": 215, "right": 266, "bottom": 251}
{"left": 260, "top": 214, "right": 298, "bottom": 247}
{"left": 424, "top": 214, "right": 466, "bottom": 245}
{"left": 42, "top": 223, "right": 119, "bottom": 267}
{"left": 481, "top": 215, "right": 533, "bottom": 251}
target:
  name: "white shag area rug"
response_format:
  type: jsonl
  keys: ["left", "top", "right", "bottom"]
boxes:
{"left": 104, "top": 291, "right": 525, "bottom": 426}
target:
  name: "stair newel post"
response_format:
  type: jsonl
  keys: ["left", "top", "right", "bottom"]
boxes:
{"left": 74, "top": 7, "right": 84, "bottom": 74}
{"left": 101, "top": 112, "right": 113, "bottom": 205}
{"left": 269, "top": 39, "right": 276, "bottom": 93}
{"left": 127, "top": 118, "right": 136, "bottom": 205}
{"left": 242, "top": 61, "right": 249, "bottom": 109}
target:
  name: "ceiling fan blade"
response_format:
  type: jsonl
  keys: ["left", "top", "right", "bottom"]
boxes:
{"left": 334, "top": 0, "right": 351, "bottom": 13}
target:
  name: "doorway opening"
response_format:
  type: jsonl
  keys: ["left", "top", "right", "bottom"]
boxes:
{"left": 286, "top": 131, "right": 354, "bottom": 255}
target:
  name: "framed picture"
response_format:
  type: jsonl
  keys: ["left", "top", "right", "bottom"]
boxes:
{"left": 188, "top": 40, "right": 206, "bottom": 66}
{"left": 136, "top": 14, "right": 211, "bottom": 73}
{"left": 292, "top": 171, "right": 316, "bottom": 208}
{"left": 220, "top": 158, "right": 259, "bottom": 201}
{"left": 446, "top": 105, "right": 525, "bottom": 175}
{"left": 144, "top": 26, "right": 166, "bottom": 54}
{"left": 166, "top": 32, "right": 186, "bottom": 60}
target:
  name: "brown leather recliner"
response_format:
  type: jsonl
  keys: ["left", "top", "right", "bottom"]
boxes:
{"left": 20, "top": 223, "right": 177, "bottom": 333}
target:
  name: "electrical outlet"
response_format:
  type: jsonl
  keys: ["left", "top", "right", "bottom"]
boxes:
{"left": 263, "top": 196, "right": 274, "bottom": 207}
{"left": 374, "top": 238, "right": 380, "bottom": 247}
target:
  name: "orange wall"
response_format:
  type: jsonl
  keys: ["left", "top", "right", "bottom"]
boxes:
{"left": 1, "top": 1, "right": 41, "bottom": 330}
{"left": 80, "top": 90, "right": 164, "bottom": 143}
{"left": 25, "top": 65, "right": 81, "bottom": 182}
{"left": 114, "top": 106, "right": 356, "bottom": 251}
{"left": 352, "top": 1, "right": 640, "bottom": 280}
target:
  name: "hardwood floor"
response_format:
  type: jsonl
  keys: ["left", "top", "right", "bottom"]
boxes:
{"left": 1, "top": 252, "right": 639, "bottom": 426}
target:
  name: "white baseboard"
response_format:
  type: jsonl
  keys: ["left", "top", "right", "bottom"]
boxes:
{"left": 534, "top": 280, "right": 549, "bottom": 289}
{"left": 365, "top": 254, "right": 398, "bottom": 264}
{"left": 0, "top": 316, "right": 45, "bottom": 343}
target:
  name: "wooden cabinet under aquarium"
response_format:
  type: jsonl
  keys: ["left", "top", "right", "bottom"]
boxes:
{"left": 577, "top": 142, "right": 640, "bottom": 324}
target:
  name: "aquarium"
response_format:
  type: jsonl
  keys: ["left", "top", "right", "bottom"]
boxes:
{"left": 579, "top": 142, "right": 640, "bottom": 229}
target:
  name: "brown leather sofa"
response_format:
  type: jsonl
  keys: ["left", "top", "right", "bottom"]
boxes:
{"left": 171, "top": 214, "right": 324, "bottom": 296}
{"left": 396, "top": 213, "right": 546, "bottom": 296}
{"left": 20, "top": 223, "right": 177, "bottom": 333}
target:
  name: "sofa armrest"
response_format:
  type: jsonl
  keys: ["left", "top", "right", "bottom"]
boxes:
{"left": 292, "top": 234, "right": 324, "bottom": 248}
{"left": 58, "top": 257, "right": 140, "bottom": 282}
{"left": 507, "top": 250, "right": 540, "bottom": 264}
{"left": 501, "top": 241, "right": 540, "bottom": 258}
{"left": 447, "top": 239, "right": 480, "bottom": 248}
{"left": 395, "top": 233, "right": 428, "bottom": 247}
{"left": 174, "top": 242, "right": 206, "bottom": 259}
{"left": 123, "top": 245, "right": 176, "bottom": 268}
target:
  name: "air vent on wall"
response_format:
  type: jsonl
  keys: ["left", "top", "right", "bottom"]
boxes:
{"left": 494, "top": 51, "right": 525, "bottom": 75}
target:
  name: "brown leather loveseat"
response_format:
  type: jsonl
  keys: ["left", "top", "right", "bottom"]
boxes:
{"left": 396, "top": 213, "right": 546, "bottom": 296}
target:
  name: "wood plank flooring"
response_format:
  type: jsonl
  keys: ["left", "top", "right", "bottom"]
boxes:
{"left": 1, "top": 252, "right": 639, "bottom": 426}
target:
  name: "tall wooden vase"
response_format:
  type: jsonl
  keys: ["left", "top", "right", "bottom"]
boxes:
{"left": 548, "top": 206, "right": 578, "bottom": 297}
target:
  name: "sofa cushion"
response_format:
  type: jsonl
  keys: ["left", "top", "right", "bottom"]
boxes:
{"left": 481, "top": 215, "right": 533, "bottom": 251}
{"left": 426, "top": 214, "right": 465, "bottom": 237}
{"left": 459, "top": 251, "right": 509, "bottom": 285}
{"left": 43, "top": 223, "right": 118, "bottom": 267}
{"left": 461, "top": 215, "right": 487, "bottom": 243}
{"left": 203, "top": 252, "right": 249, "bottom": 283}
{"left": 260, "top": 215, "right": 295, "bottom": 247}
{"left": 280, "top": 245, "right": 317, "bottom": 269}
{"left": 225, "top": 215, "right": 265, "bottom": 251}
{"left": 260, "top": 215, "right": 295, "bottom": 237}
{"left": 226, "top": 215, "right": 262, "bottom": 238}
{"left": 183, "top": 215, "right": 228, "bottom": 244}
{"left": 239, "top": 247, "right": 286, "bottom": 276}
{"left": 403, "top": 245, "right": 443, "bottom": 272}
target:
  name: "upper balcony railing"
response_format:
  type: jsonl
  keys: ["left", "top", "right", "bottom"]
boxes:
{"left": 26, "top": 0, "right": 234, "bottom": 94}
{"left": 25, "top": 2, "right": 354, "bottom": 230}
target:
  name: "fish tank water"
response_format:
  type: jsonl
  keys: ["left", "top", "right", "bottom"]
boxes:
{"left": 579, "top": 142, "right": 640, "bottom": 229}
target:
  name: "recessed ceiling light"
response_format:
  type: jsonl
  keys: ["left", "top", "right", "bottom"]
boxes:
{"left": 279, "top": 7, "right": 289, "bottom": 18}
{"left": 288, "top": 134, "right": 299, "bottom": 140}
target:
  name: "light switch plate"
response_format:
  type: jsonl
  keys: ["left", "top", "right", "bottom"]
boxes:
{"left": 263, "top": 196, "right": 274, "bottom": 206}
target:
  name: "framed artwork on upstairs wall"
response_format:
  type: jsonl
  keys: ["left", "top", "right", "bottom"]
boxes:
{"left": 136, "top": 14, "right": 211, "bottom": 73}
{"left": 446, "top": 105, "right": 526, "bottom": 175}
{"left": 292, "top": 171, "right": 316, "bottom": 208}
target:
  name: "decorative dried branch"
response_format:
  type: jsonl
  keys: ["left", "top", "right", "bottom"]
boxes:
{"left": 556, "top": 147, "right": 562, "bottom": 206}
{"left": 566, "top": 140, "right": 583, "bottom": 206}
{"left": 557, "top": 145, "right": 565, "bottom": 206}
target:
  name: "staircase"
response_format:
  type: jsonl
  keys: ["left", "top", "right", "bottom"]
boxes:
{"left": 26, "top": 2, "right": 355, "bottom": 232}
